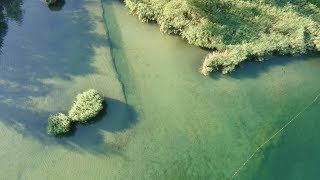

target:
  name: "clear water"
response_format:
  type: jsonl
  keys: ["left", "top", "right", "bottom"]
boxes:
{"left": 0, "top": 0, "right": 319, "bottom": 179}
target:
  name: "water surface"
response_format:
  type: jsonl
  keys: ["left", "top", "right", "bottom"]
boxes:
{"left": 0, "top": 0, "right": 319, "bottom": 179}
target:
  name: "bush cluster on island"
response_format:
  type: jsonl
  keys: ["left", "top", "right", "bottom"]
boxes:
{"left": 47, "top": 89, "right": 104, "bottom": 135}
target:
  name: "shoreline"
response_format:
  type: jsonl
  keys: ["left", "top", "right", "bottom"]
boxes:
{"left": 124, "top": 0, "right": 320, "bottom": 75}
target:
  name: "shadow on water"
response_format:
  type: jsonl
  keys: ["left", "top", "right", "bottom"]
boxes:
{"left": 0, "top": 0, "right": 137, "bottom": 154}
{"left": 71, "top": 98, "right": 137, "bottom": 132}
{"left": 209, "top": 54, "right": 320, "bottom": 80}
{"left": 230, "top": 56, "right": 302, "bottom": 79}
{"left": 55, "top": 98, "right": 137, "bottom": 154}
{"left": 208, "top": 56, "right": 296, "bottom": 80}
{"left": 0, "top": 0, "right": 23, "bottom": 51}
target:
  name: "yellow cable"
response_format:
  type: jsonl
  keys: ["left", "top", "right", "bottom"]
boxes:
{"left": 231, "top": 92, "right": 320, "bottom": 179}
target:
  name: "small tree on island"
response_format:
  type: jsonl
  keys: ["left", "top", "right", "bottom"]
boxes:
{"left": 47, "top": 89, "right": 104, "bottom": 135}
{"left": 47, "top": 113, "right": 71, "bottom": 135}
{"left": 68, "top": 89, "right": 104, "bottom": 123}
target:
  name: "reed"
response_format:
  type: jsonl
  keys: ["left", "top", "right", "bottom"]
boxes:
{"left": 125, "top": 0, "right": 320, "bottom": 75}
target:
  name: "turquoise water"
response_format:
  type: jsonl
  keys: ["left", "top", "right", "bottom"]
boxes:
{"left": 0, "top": 0, "right": 319, "bottom": 179}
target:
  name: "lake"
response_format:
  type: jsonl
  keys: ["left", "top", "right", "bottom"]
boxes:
{"left": 0, "top": 0, "right": 319, "bottom": 179}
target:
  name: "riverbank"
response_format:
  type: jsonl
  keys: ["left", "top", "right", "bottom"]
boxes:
{"left": 124, "top": 0, "right": 320, "bottom": 75}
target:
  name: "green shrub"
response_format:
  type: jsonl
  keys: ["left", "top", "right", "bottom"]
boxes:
{"left": 47, "top": 89, "right": 104, "bottom": 135}
{"left": 68, "top": 89, "right": 103, "bottom": 123}
{"left": 47, "top": 113, "right": 71, "bottom": 135}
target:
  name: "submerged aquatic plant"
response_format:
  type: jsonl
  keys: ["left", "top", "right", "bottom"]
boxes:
{"left": 68, "top": 89, "right": 104, "bottom": 123}
{"left": 47, "top": 89, "right": 104, "bottom": 135}
{"left": 47, "top": 113, "right": 71, "bottom": 135}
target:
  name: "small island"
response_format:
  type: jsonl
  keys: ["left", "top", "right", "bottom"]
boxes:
{"left": 47, "top": 89, "right": 104, "bottom": 135}
{"left": 125, "top": 0, "right": 320, "bottom": 75}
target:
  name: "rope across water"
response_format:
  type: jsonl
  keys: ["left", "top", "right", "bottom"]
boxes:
{"left": 231, "top": 92, "right": 320, "bottom": 179}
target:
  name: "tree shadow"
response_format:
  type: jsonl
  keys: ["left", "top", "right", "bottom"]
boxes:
{"left": 0, "top": 0, "right": 137, "bottom": 155}
{"left": 209, "top": 54, "right": 320, "bottom": 80}
{"left": 0, "top": 0, "right": 23, "bottom": 52}
{"left": 229, "top": 56, "right": 301, "bottom": 79}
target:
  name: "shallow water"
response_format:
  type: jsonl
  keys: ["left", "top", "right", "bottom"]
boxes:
{"left": 0, "top": 0, "right": 319, "bottom": 179}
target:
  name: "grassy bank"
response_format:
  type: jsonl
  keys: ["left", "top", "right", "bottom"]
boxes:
{"left": 124, "top": 0, "right": 320, "bottom": 75}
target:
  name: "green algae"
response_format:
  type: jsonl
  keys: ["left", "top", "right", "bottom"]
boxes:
{"left": 0, "top": 0, "right": 319, "bottom": 179}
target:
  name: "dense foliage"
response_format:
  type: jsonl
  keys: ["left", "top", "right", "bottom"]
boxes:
{"left": 68, "top": 89, "right": 103, "bottom": 123}
{"left": 47, "top": 89, "right": 104, "bottom": 135}
{"left": 125, "top": 0, "right": 320, "bottom": 75}
{"left": 47, "top": 113, "right": 71, "bottom": 135}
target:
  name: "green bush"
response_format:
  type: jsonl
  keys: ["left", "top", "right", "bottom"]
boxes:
{"left": 68, "top": 89, "right": 103, "bottom": 123}
{"left": 125, "top": 0, "right": 320, "bottom": 75}
{"left": 47, "top": 89, "right": 104, "bottom": 135}
{"left": 47, "top": 113, "right": 71, "bottom": 135}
